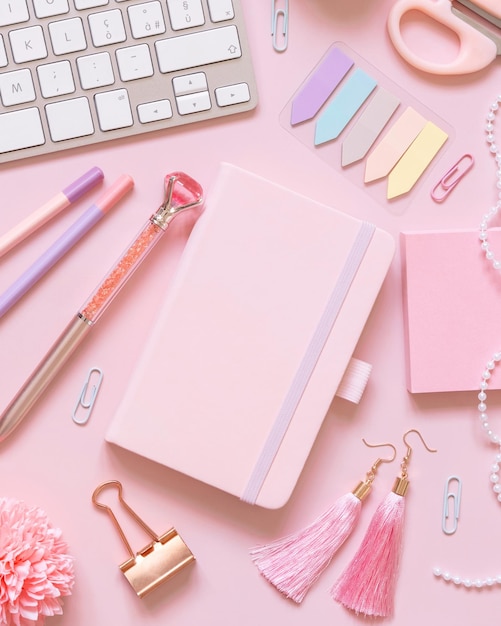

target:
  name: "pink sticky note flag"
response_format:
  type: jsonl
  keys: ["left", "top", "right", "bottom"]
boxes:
{"left": 364, "top": 106, "right": 427, "bottom": 183}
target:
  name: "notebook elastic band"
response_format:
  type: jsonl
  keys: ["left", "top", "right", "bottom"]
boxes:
{"left": 241, "top": 221, "right": 376, "bottom": 504}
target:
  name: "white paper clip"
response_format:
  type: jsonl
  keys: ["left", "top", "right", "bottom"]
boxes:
{"left": 72, "top": 367, "right": 103, "bottom": 425}
{"left": 431, "top": 154, "right": 474, "bottom": 203}
{"left": 442, "top": 475, "right": 461, "bottom": 535}
{"left": 271, "top": 0, "right": 289, "bottom": 52}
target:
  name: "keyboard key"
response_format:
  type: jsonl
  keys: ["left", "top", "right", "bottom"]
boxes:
{"left": 166, "top": 0, "right": 205, "bottom": 30}
{"left": 0, "top": 108, "right": 44, "bottom": 153}
{"left": 33, "top": 0, "right": 70, "bottom": 18}
{"left": 215, "top": 82, "right": 250, "bottom": 106}
{"left": 0, "top": 36, "right": 7, "bottom": 67}
{"left": 74, "top": 0, "right": 108, "bottom": 8}
{"left": 137, "top": 99, "right": 172, "bottom": 123}
{"left": 88, "top": 9, "right": 127, "bottom": 47}
{"left": 155, "top": 25, "right": 241, "bottom": 73}
{"left": 128, "top": 1, "right": 166, "bottom": 38}
{"left": 77, "top": 52, "right": 114, "bottom": 89}
{"left": 45, "top": 97, "right": 94, "bottom": 141}
{"left": 9, "top": 25, "right": 47, "bottom": 63}
{"left": 207, "top": 0, "right": 234, "bottom": 22}
{"left": 0, "top": 1, "right": 29, "bottom": 27}
{"left": 173, "top": 72, "right": 207, "bottom": 95}
{"left": 49, "top": 17, "right": 87, "bottom": 55}
{"left": 94, "top": 88, "right": 133, "bottom": 130}
{"left": 0, "top": 69, "right": 36, "bottom": 106}
{"left": 116, "top": 44, "right": 153, "bottom": 81}
{"left": 37, "top": 60, "right": 75, "bottom": 97}
{"left": 176, "top": 90, "right": 211, "bottom": 115}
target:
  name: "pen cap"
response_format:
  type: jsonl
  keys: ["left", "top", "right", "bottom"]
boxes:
{"left": 63, "top": 166, "right": 104, "bottom": 203}
{"left": 94, "top": 174, "right": 134, "bottom": 213}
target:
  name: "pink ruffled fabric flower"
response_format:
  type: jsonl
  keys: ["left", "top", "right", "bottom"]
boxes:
{"left": 0, "top": 498, "right": 74, "bottom": 626}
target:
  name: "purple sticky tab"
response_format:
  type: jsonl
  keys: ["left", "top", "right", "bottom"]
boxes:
{"left": 62, "top": 166, "right": 104, "bottom": 203}
{"left": 290, "top": 47, "right": 354, "bottom": 126}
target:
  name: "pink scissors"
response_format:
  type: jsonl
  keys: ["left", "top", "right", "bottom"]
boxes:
{"left": 388, "top": 0, "right": 501, "bottom": 75}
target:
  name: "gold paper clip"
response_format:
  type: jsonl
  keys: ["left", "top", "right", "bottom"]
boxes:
{"left": 72, "top": 367, "right": 103, "bottom": 425}
{"left": 92, "top": 480, "right": 195, "bottom": 598}
{"left": 431, "top": 154, "right": 474, "bottom": 203}
{"left": 271, "top": 0, "right": 288, "bottom": 52}
{"left": 442, "top": 475, "right": 461, "bottom": 535}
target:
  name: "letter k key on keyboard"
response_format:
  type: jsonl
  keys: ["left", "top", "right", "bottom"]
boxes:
{"left": 0, "top": 0, "right": 257, "bottom": 164}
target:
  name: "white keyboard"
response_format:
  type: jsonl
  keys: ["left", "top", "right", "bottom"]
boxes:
{"left": 0, "top": 0, "right": 257, "bottom": 163}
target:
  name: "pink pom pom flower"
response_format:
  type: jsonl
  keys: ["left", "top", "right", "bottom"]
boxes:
{"left": 0, "top": 497, "right": 75, "bottom": 626}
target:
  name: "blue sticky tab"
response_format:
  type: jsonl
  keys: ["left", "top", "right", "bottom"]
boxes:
{"left": 314, "top": 69, "right": 377, "bottom": 146}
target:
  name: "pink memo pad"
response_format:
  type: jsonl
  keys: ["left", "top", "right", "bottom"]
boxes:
{"left": 106, "top": 164, "right": 395, "bottom": 509}
{"left": 401, "top": 228, "right": 501, "bottom": 393}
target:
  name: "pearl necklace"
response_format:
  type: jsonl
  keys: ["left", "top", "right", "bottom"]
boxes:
{"left": 479, "top": 97, "right": 501, "bottom": 270}
{"left": 433, "top": 97, "right": 501, "bottom": 590}
{"left": 478, "top": 95, "right": 501, "bottom": 499}
{"left": 433, "top": 567, "right": 501, "bottom": 589}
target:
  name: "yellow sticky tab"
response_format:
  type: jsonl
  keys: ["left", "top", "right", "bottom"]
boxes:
{"left": 387, "top": 122, "right": 448, "bottom": 199}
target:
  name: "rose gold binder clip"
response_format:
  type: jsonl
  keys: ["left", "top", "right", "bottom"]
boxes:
{"left": 431, "top": 154, "right": 474, "bottom": 203}
{"left": 92, "top": 480, "right": 195, "bottom": 598}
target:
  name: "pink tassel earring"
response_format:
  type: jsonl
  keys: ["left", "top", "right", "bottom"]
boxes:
{"left": 249, "top": 439, "right": 396, "bottom": 603}
{"left": 331, "top": 429, "right": 437, "bottom": 618}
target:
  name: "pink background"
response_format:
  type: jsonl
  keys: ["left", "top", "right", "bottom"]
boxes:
{"left": 1, "top": 1, "right": 501, "bottom": 624}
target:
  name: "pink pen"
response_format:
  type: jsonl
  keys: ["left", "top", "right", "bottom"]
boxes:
{"left": 0, "top": 172, "right": 204, "bottom": 443}
{"left": 0, "top": 174, "right": 134, "bottom": 319}
{"left": 0, "top": 166, "right": 104, "bottom": 258}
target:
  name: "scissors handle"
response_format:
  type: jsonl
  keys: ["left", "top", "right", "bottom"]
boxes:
{"left": 387, "top": 0, "right": 497, "bottom": 75}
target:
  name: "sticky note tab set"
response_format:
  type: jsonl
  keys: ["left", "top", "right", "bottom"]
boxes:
{"left": 280, "top": 43, "right": 453, "bottom": 213}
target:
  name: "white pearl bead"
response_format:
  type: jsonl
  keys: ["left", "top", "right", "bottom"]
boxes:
{"left": 490, "top": 473, "right": 499, "bottom": 483}
{"left": 433, "top": 567, "right": 441, "bottom": 577}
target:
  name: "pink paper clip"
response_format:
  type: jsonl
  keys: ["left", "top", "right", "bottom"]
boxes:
{"left": 431, "top": 154, "right": 474, "bottom": 203}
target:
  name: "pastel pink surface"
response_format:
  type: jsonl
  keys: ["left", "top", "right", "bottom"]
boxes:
{"left": 1, "top": 2, "right": 501, "bottom": 626}
{"left": 401, "top": 229, "right": 501, "bottom": 393}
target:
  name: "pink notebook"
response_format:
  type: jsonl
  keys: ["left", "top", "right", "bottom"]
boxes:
{"left": 401, "top": 228, "right": 501, "bottom": 393}
{"left": 106, "top": 164, "right": 395, "bottom": 508}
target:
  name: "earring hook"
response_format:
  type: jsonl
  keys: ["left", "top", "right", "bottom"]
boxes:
{"left": 403, "top": 428, "right": 437, "bottom": 456}
{"left": 362, "top": 438, "right": 397, "bottom": 466}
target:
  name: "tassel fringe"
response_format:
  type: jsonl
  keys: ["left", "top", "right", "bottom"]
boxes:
{"left": 331, "top": 491, "right": 405, "bottom": 617}
{"left": 250, "top": 492, "right": 362, "bottom": 603}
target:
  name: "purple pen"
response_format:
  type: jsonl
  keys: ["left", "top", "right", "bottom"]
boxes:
{"left": 0, "top": 166, "right": 104, "bottom": 258}
{"left": 0, "top": 175, "right": 134, "bottom": 319}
